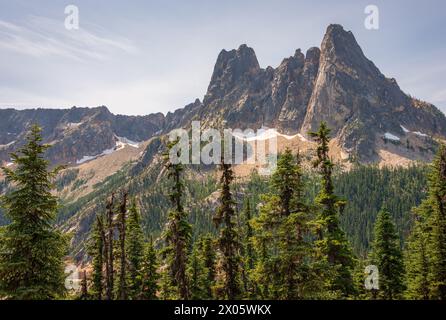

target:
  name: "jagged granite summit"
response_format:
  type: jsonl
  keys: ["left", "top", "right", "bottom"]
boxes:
{"left": 1, "top": 24, "right": 445, "bottom": 165}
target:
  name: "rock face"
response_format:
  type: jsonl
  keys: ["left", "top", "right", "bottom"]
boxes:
{"left": 196, "top": 24, "right": 446, "bottom": 162}
{"left": 0, "top": 106, "right": 165, "bottom": 165}
{"left": 1, "top": 24, "right": 446, "bottom": 165}
{"left": 301, "top": 24, "right": 446, "bottom": 160}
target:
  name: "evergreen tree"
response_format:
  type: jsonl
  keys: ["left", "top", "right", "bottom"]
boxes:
{"left": 88, "top": 214, "right": 105, "bottom": 300}
{"left": 199, "top": 234, "right": 216, "bottom": 299}
{"left": 427, "top": 145, "right": 446, "bottom": 299}
{"left": 370, "top": 208, "right": 405, "bottom": 299}
{"left": 241, "top": 198, "right": 257, "bottom": 298}
{"left": 214, "top": 160, "right": 241, "bottom": 299}
{"left": 252, "top": 149, "right": 314, "bottom": 299}
{"left": 405, "top": 202, "right": 431, "bottom": 299}
{"left": 126, "top": 199, "right": 145, "bottom": 299}
{"left": 405, "top": 145, "right": 446, "bottom": 300}
{"left": 0, "top": 125, "right": 68, "bottom": 300}
{"left": 79, "top": 270, "right": 89, "bottom": 300}
{"left": 140, "top": 238, "right": 159, "bottom": 300}
{"left": 104, "top": 194, "right": 115, "bottom": 300}
{"left": 309, "top": 122, "right": 355, "bottom": 297}
{"left": 187, "top": 241, "right": 207, "bottom": 300}
{"left": 162, "top": 139, "right": 191, "bottom": 299}
{"left": 117, "top": 192, "right": 128, "bottom": 300}
{"left": 159, "top": 266, "right": 177, "bottom": 300}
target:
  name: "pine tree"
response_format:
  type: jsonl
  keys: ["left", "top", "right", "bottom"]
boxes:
{"left": 370, "top": 208, "right": 405, "bottom": 299}
{"left": 159, "top": 267, "right": 177, "bottom": 300}
{"left": 405, "top": 144, "right": 446, "bottom": 300}
{"left": 405, "top": 202, "right": 431, "bottom": 299}
{"left": 199, "top": 234, "right": 216, "bottom": 299}
{"left": 104, "top": 194, "right": 115, "bottom": 300}
{"left": 252, "top": 149, "right": 313, "bottom": 299}
{"left": 188, "top": 241, "right": 207, "bottom": 300}
{"left": 0, "top": 125, "right": 68, "bottom": 300}
{"left": 117, "top": 191, "right": 128, "bottom": 300}
{"left": 79, "top": 270, "right": 89, "bottom": 300}
{"left": 214, "top": 160, "right": 241, "bottom": 299}
{"left": 88, "top": 214, "right": 105, "bottom": 300}
{"left": 163, "top": 139, "right": 191, "bottom": 299}
{"left": 427, "top": 144, "right": 446, "bottom": 299}
{"left": 126, "top": 199, "right": 145, "bottom": 299}
{"left": 241, "top": 198, "right": 257, "bottom": 298}
{"left": 140, "top": 238, "right": 159, "bottom": 300}
{"left": 309, "top": 122, "right": 355, "bottom": 297}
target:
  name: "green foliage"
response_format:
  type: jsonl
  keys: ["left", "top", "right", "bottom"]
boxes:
{"left": 126, "top": 199, "right": 145, "bottom": 299}
{"left": 370, "top": 208, "right": 405, "bottom": 299}
{"left": 187, "top": 241, "right": 208, "bottom": 300}
{"left": 0, "top": 125, "right": 68, "bottom": 299}
{"left": 214, "top": 161, "right": 241, "bottom": 299}
{"left": 406, "top": 144, "right": 446, "bottom": 300}
{"left": 252, "top": 149, "right": 318, "bottom": 299}
{"left": 88, "top": 214, "right": 105, "bottom": 300}
{"left": 162, "top": 139, "right": 192, "bottom": 299}
{"left": 404, "top": 202, "right": 431, "bottom": 299}
{"left": 55, "top": 169, "right": 79, "bottom": 192}
{"left": 309, "top": 122, "right": 355, "bottom": 297}
{"left": 336, "top": 164, "right": 428, "bottom": 256}
{"left": 140, "top": 239, "right": 159, "bottom": 300}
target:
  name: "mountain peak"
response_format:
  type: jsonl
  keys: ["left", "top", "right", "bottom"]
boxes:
{"left": 204, "top": 44, "right": 260, "bottom": 104}
{"left": 321, "top": 24, "right": 363, "bottom": 60}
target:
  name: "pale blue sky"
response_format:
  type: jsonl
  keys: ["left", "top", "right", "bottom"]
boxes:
{"left": 0, "top": 0, "right": 445, "bottom": 115}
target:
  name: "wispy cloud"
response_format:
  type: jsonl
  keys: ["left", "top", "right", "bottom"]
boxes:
{"left": 0, "top": 16, "right": 138, "bottom": 61}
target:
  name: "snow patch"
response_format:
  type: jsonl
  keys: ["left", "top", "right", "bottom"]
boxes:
{"left": 400, "top": 125, "right": 410, "bottom": 133}
{"left": 384, "top": 132, "right": 400, "bottom": 141}
{"left": 67, "top": 122, "right": 82, "bottom": 128}
{"left": 233, "top": 129, "right": 307, "bottom": 142}
{"left": 400, "top": 124, "right": 429, "bottom": 138}
{"left": 413, "top": 131, "right": 429, "bottom": 137}
{"left": 115, "top": 136, "right": 140, "bottom": 149}
{"left": 76, "top": 146, "right": 116, "bottom": 164}
{"left": 76, "top": 136, "right": 140, "bottom": 164}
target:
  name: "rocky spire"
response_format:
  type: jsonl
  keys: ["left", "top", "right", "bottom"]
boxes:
{"left": 204, "top": 44, "right": 260, "bottom": 104}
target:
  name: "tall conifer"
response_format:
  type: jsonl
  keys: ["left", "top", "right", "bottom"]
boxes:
{"left": 0, "top": 125, "right": 68, "bottom": 300}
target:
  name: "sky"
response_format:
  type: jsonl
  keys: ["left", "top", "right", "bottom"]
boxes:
{"left": 0, "top": 0, "right": 445, "bottom": 116}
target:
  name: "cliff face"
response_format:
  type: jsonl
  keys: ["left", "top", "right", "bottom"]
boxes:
{"left": 196, "top": 24, "right": 446, "bottom": 162}
{"left": 0, "top": 106, "right": 165, "bottom": 165}
{"left": 1, "top": 24, "right": 446, "bottom": 166}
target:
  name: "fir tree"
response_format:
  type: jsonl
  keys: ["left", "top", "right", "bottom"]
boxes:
{"left": 188, "top": 241, "right": 207, "bottom": 300}
{"left": 370, "top": 208, "right": 405, "bottom": 299}
{"left": 0, "top": 125, "right": 68, "bottom": 300}
{"left": 163, "top": 139, "right": 191, "bottom": 299}
{"left": 252, "top": 149, "right": 313, "bottom": 299}
{"left": 241, "top": 198, "right": 257, "bottom": 298}
{"left": 117, "top": 191, "right": 128, "bottom": 300}
{"left": 199, "top": 234, "right": 216, "bottom": 299}
{"left": 79, "top": 270, "right": 89, "bottom": 300}
{"left": 88, "top": 214, "right": 105, "bottom": 300}
{"left": 214, "top": 160, "right": 241, "bottom": 299}
{"left": 427, "top": 145, "right": 446, "bottom": 299}
{"left": 309, "top": 122, "right": 355, "bottom": 297}
{"left": 405, "top": 202, "right": 431, "bottom": 299}
{"left": 104, "top": 194, "right": 115, "bottom": 300}
{"left": 126, "top": 199, "right": 145, "bottom": 299}
{"left": 405, "top": 145, "right": 446, "bottom": 300}
{"left": 140, "top": 238, "right": 159, "bottom": 300}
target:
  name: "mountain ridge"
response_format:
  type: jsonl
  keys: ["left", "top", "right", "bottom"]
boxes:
{"left": 1, "top": 24, "right": 445, "bottom": 167}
